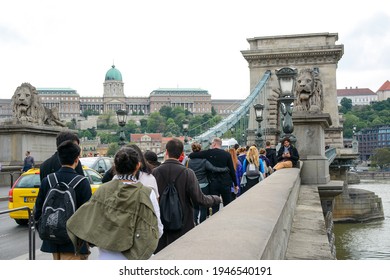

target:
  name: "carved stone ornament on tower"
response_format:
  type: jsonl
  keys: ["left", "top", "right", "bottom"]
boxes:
{"left": 11, "top": 82, "right": 66, "bottom": 127}
{"left": 293, "top": 68, "right": 324, "bottom": 112}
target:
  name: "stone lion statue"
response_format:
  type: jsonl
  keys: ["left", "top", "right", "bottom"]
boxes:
{"left": 293, "top": 68, "right": 323, "bottom": 112}
{"left": 12, "top": 82, "right": 66, "bottom": 127}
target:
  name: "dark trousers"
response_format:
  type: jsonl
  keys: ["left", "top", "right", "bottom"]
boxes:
{"left": 209, "top": 180, "right": 232, "bottom": 214}
{"left": 241, "top": 176, "right": 260, "bottom": 194}
{"left": 194, "top": 184, "right": 210, "bottom": 225}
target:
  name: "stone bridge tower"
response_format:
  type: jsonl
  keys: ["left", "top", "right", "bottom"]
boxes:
{"left": 241, "top": 33, "right": 344, "bottom": 148}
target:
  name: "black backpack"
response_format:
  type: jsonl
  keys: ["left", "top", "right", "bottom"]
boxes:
{"left": 159, "top": 168, "right": 185, "bottom": 231}
{"left": 37, "top": 173, "right": 86, "bottom": 244}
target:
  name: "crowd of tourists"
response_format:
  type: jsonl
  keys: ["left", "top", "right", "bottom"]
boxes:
{"left": 33, "top": 131, "right": 299, "bottom": 260}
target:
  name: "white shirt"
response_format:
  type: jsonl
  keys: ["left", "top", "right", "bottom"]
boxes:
{"left": 138, "top": 171, "right": 160, "bottom": 199}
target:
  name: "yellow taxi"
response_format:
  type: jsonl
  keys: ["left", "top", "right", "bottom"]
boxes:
{"left": 8, "top": 166, "right": 103, "bottom": 225}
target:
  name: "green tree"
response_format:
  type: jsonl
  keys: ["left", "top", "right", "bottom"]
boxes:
{"left": 165, "top": 118, "right": 180, "bottom": 136}
{"left": 139, "top": 119, "right": 148, "bottom": 132}
{"left": 98, "top": 132, "right": 116, "bottom": 144}
{"left": 82, "top": 109, "right": 99, "bottom": 118}
{"left": 343, "top": 113, "right": 360, "bottom": 138}
{"left": 147, "top": 112, "right": 166, "bottom": 133}
{"left": 65, "top": 118, "right": 77, "bottom": 129}
{"left": 98, "top": 111, "right": 116, "bottom": 129}
{"left": 87, "top": 127, "right": 97, "bottom": 138}
{"left": 211, "top": 106, "right": 217, "bottom": 116}
{"left": 81, "top": 130, "right": 93, "bottom": 139}
{"left": 372, "top": 116, "right": 385, "bottom": 126}
{"left": 370, "top": 148, "right": 390, "bottom": 170}
{"left": 159, "top": 106, "right": 173, "bottom": 119}
{"left": 106, "top": 143, "right": 119, "bottom": 157}
{"left": 340, "top": 97, "right": 352, "bottom": 114}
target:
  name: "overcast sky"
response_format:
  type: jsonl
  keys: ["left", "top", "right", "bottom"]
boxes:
{"left": 1, "top": 0, "right": 389, "bottom": 100}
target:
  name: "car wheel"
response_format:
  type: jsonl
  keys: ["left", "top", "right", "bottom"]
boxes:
{"left": 15, "top": 219, "right": 28, "bottom": 225}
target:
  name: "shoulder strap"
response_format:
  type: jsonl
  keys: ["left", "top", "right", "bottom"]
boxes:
{"left": 163, "top": 166, "right": 186, "bottom": 185}
{"left": 67, "top": 175, "right": 86, "bottom": 189}
{"left": 47, "top": 173, "right": 85, "bottom": 189}
{"left": 47, "top": 173, "right": 58, "bottom": 188}
{"left": 173, "top": 168, "right": 186, "bottom": 184}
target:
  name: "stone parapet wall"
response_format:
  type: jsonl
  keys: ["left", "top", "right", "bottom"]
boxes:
{"left": 153, "top": 167, "right": 333, "bottom": 260}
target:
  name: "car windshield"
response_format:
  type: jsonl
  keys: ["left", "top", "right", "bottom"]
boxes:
{"left": 79, "top": 158, "right": 96, "bottom": 168}
{"left": 16, "top": 174, "right": 41, "bottom": 188}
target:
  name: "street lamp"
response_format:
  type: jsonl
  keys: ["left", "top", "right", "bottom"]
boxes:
{"left": 116, "top": 109, "right": 128, "bottom": 146}
{"left": 352, "top": 125, "right": 358, "bottom": 154}
{"left": 253, "top": 103, "right": 264, "bottom": 148}
{"left": 242, "top": 133, "right": 246, "bottom": 147}
{"left": 183, "top": 119, "right": 190, "bottom": 154}
{"left": 230, "top": 126, "right": 235, "bottom": 139}
{"left": 275, "top": 67, "right": 298, "bottom": 144}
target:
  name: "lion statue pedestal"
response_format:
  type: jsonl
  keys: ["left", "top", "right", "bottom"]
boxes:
{"left": 0, "top": 83, "right": 73, "bottom": 168}
{"left": 292, "top": 112, "right": 332, "bottom": 185}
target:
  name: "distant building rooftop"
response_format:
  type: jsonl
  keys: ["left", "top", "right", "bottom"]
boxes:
{"left": 337, "top": 87, "right": 376, "bottom": 96}
{"left": 150, "top": 88, "right": 210, "bottom": 95}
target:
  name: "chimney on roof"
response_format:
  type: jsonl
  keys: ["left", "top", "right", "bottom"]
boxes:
{"left": 345, "top": 87, "right": 347, "bottom": 89}
{"left": 350, "top": 87, "right": 352, "bottom": 89}
{"left": 356, "top": 86, "right": 358, "bottom": 89}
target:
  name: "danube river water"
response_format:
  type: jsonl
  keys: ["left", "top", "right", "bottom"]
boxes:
{"left": 334, "top": 179, "right": 390, "bottom": 260}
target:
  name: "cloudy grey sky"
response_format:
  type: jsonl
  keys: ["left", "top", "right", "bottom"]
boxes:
{"left": 1, "top": 0, "right": 389, "bottom": 100}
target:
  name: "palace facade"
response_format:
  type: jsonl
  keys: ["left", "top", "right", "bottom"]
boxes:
{"left": 0, "top": 65, "right": 242, "bottom": 121}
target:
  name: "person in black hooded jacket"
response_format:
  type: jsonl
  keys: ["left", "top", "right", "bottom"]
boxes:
{"left": 187, "top": 142, "right": 229, "bottom": 224}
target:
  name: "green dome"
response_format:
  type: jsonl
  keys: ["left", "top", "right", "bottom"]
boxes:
{"left": 105, "top": 65, "right": 122, "bottom": 81}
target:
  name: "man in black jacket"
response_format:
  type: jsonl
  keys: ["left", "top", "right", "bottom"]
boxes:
{"left": 40, "top": 131, "right": 84, "bottom": 181}
{"left": 265, "top": 141, "right": 277, "bottom": 168}
{"left": 34, "top": 140, "right": 92, "bottom": 260}
{"left": 188, "top": 137, "right": 237, "bottom": 214}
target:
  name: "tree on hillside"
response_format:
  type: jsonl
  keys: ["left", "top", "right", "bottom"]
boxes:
{"left": 82, "top": 109, "right": 99, "bottom": 118}
{"left": 98, "top": 111, "right": 116, "bottom": 129}
{"left": 147, "top": 112, "right": 166, "bottom": 133}
{"left": 159, "top": 106, "right": 174, "bottom": 119}
{"left": 370, "top": 148, "right": 390, "bottom": 170}
{"left": 106, "top": 143, "right": 119, "bottom": 157}
{"left": 165, "top": 118, "right": 181, "bottom": 136}
{"left": 340, "top": 97, "right": 352, "bottom": 114}
{"left": 211, "top": 106, "right": 217, "bottom": 116}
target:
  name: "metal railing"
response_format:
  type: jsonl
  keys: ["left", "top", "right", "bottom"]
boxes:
{"left": 325, "top": 147, "right": 337, "bottom": 163}
{"left": 194, "top": 70, "right": 271, "bottom": 148}
{"left": 0, "top": 207, "right": 36, "bottom": 260}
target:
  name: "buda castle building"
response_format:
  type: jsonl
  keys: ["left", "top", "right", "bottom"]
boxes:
{"left": 0, "top": 65, "right": 242, "bottom": 121}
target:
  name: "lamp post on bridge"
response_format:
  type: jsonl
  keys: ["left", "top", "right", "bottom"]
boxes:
{"left": 230, "top": 126, "right": 235, "bottom": 139}
{"left": 116, "top": 109, "right": 128, "bottom": 147}
{"left": 253, "top": 103, "right": 264, "bottom": 148}
{"left": 352, "top": 125, "right": 359, "bottom": 154}
{"left": 275, "top": 67, "right": 298, "bottom": 144}
{"left": 242, "top": 133, "right": 246, "bottom": 147}
{"left": 183, "top": 119, "right": 190, "bottom": 154}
